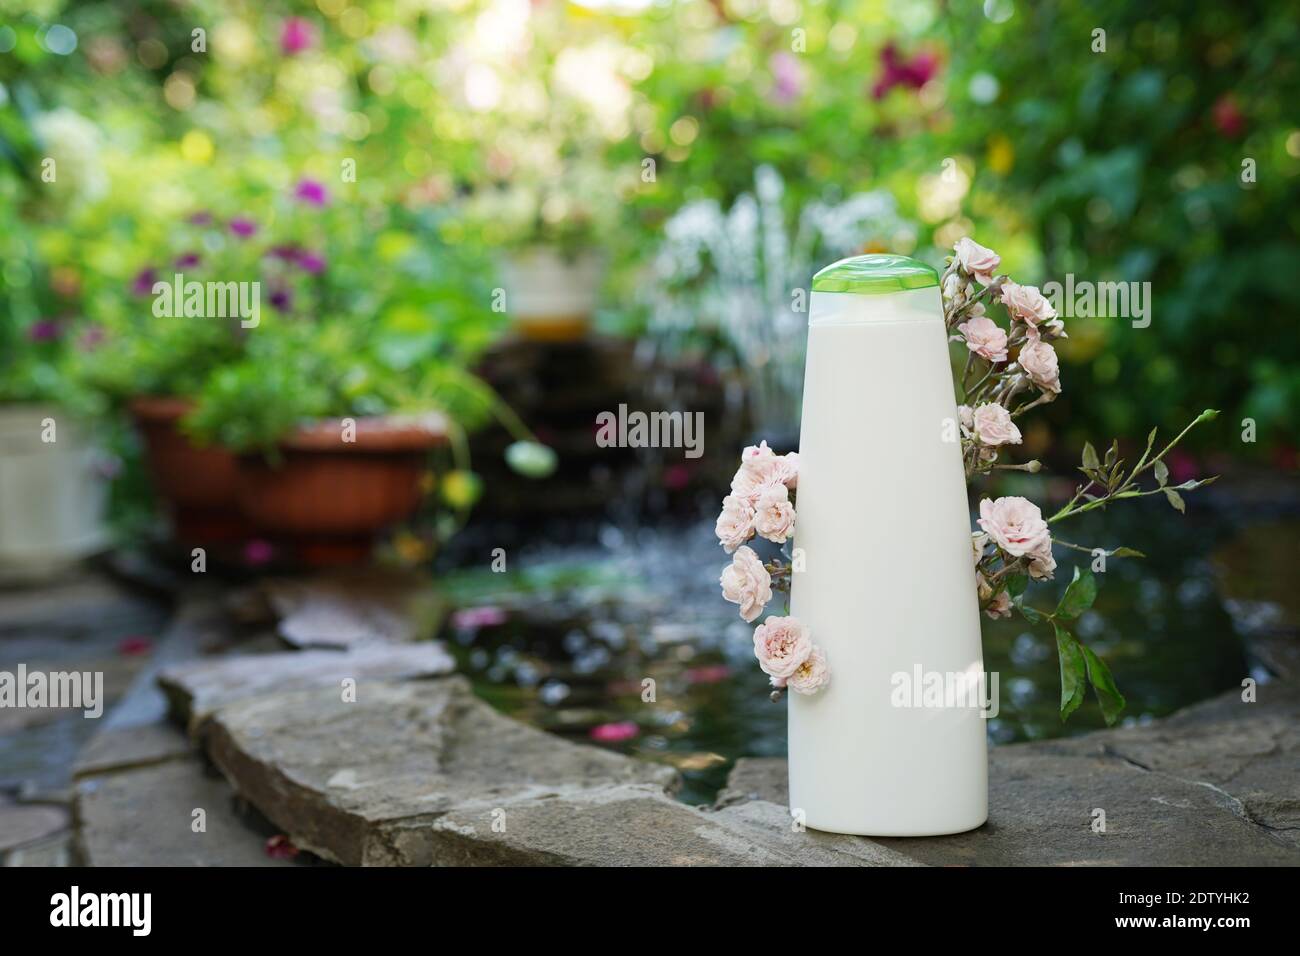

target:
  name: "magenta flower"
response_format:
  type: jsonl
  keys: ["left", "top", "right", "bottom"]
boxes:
{"left": 871, "top": 43, "right": 940, "bottom": 100}
{"left": 267, "top": 244, "right": 302, "bottom": 262}
{"left": 243, "top": 539, "right": 275, "bottom": 566}
{"left": 588, "top": 721, "right": 639, "bottom": 743}
{"left": 175, "top": 252, "right": 201, "bottom": 268}
{"left": 293, "top": 178, "right": 329, "bottom": 206}
{"left": 186, "top": 211, "right": 213, "bottom": 226}
{"left": 230, "top": 217, "right": 257, "bottom": 238}
{"left": 768, "top": 52, "right": 806, "bottom": 105}
{"left": 28, "top": 319, "right": 62, "bottom": 342}
{"left": 268, "top": 286, "right": 294, "bottom": 312}
{"left": 280, "top": 17, "right": 316, "bottom": 56}
{"left": 131, "top": 268, "right": 158, "bottom": 296}
{"left": 296, "top": 250, "right": 327, "bottom": 274}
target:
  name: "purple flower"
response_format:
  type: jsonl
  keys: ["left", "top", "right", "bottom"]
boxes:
{"left": 78, "top": 325, "right": 106, "bottom": 352}
{"left": 280, "top": 17, "right": 316, "bottom": 56}
{"left": 230, "top": 217, "right": 257, "bottom": 238}
{"left": 175, "top": 252, "right": 202, "bottom": 268}
{"left": 28, "top": 319, "right": 62, "bottom": 342}
{"left": 768, "top": 52, "right": 805, "bottom": 105}
{"left": 187, "top": 211, "right": 213, "bottom": 226}
{"left": 267, "top": 244, "right": 302, "bottom": 262}
{"left": 269, "top": 286, "right": 294, "bottom": 312}
{"left": 131, "top": 268, "right": 159, "bottom": 296}
{"left": 293, "top": 178, "right": 329, "bottom": 207}
{"left": 871, "top": 43, "right": 940, "bottom": 100}
{"left": 243, "top": 539, "right": 275, "bottom": 566}
{"left": 296, "top": 251, "right": 327, "bottom": 274}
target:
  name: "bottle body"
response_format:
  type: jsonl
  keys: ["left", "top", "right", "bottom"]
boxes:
{"left": 788, "top": 283, "right": 988, "bottom": 836}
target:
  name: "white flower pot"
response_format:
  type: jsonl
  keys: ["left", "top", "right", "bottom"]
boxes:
{"left": 788, "top": 255, "right": 987, "bottom": 836}
{"left": 500, "top": 247, "right": 603, "bottom": 342}
{"left": 0, "top": 404, "right": 109, "bottom": 580}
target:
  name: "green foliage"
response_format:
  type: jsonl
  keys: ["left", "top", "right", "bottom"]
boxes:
{"left": 938, "top": 2, "right": 1300, "bottom": 451}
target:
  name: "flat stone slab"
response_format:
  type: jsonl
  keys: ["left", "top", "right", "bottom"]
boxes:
{"left": 204, "top": 675, "right": 921, "bottom": 866}
{"left": 262, "top": 571, "right": 446, "bottom": 649}
{"left": 74, "top": 758, "right": 298, "bottom": 867}
{"left": 715, "top": 682, "right": 1300, "bottom": 866}
{"left": 158, "top": 643, "right": 455, "bottom": 736}
{"left": 206, "top": 677, "right": 681, "bottom": 865}
{"left": 422, "top": 784, "right": 920, "bottom": 866}
{"left": 73, "top": 723, "right": 193, "bottom": 779}
{"left": 0, "top": 797, "right": 68, "bottom": 854}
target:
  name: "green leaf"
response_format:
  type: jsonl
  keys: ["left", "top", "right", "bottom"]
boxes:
{"left": 1081, "top": 442, "right": 1100, "bottom": 472}
{"left": 1103, "top": 439, "right": 1118, "bottom": 469}
{"left": 1054, "top": 623, "right": 1087, "bottom": 721}
{"left": 1110, "top": 546, "right": 1146, "bottom": 559}
{"left": 1153, "top": 459, "right": 1169, "bottom": 487}
{"left": 1005, "top": 573, "right": 1029, "bottom": 599}
{"left": 1017, "top": 602, "right": 1044, "bottom": 624}
{"left": 1195, "top": 409, "right": 1220, "bottom": 425}
{"left": 1055, "top": 566, "right": 1098, "bottom": 620}
{"left": 1081, "top": 645, "right": 1127, "bottom": 726}
{"left": 1163, "top": 488, "right": 1186, "bottom": 513}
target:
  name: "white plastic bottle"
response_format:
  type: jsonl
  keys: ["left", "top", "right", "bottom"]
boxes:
{"left": 788, "top": 254, "right": 987, "bottom": 836}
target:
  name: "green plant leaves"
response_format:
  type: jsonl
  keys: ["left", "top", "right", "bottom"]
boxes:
{"left": 1153, "top": 458, "right": 1169, "bottom": 486}
{"left": 1081, "top": 644, "right": 1127, "bottom": 726}
{"left": 1052, "top": 618, "right": 1126, "bottom": 726}
{"left": 1054, "top": 623, "right": 1087, "bottom": 721}
{"left": 1055, "top": 566, "right": 1097, "bottom": 620}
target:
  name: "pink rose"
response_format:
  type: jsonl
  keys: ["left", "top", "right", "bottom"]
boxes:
{"left": 787, "top": 644, "right": 830, "bottom": 695}
{"left": 742, "top": 440, "right": 776, "bottom": 461}
{"left": 956, "top": 315, "right": 1008, "bottom": 363}
{"left": 971, "top": 403, "right": 1022, "bottom": 446}
{"left": 957, "top": 404, "right": 974, "bottom": 438}
{"left": 752, "top": 615, "right": 813, "bottom": 678}
{"left": 715, "top": 494, "right": 755, "bottom": 553}
{"left": 977, "top": 496, "right": 1051, "bottom": 559}
{"left": 731, "top": 451, "right": 797, "bottom": 502}
{"left": 954, "top": 237, "right": 1001, "bottom": 285}
{"left": 778, "top": 451, "right": 799, "bottom": 489}
{"left": 1028, "top": 542, "right": 1057, "bottom": 580}
{"left": 753, "top": 484, "right": 796, "bottom": 544}
{"left": 984, "top": 591, "right": 1013, "bottom": 620}
{"left": 971, "top": 531, "right": 989, "bottom": 566}
{"left": 1000, "top": 281, "right": 1058, "bottom": 326}
{"left": 721, "top": 546, "right": 772, "bottom": 623}
{"left": 1018, "top": 339, "right": 1061, "bottom": 393}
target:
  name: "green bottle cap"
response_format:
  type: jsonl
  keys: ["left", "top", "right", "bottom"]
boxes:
{"left": 811, "top": 254, "right": 940, "bottom": 295}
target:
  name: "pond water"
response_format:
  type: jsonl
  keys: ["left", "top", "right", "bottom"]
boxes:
{"left": 439, "top": 498, "right": 1255, "bottom": 806}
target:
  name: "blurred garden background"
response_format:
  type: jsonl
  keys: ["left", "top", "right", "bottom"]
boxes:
{"left": 2, "top": 0, "right": 1298, "bottom": 806}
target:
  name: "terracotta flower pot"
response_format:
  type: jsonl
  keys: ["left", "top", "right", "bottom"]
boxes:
{"left": 235, "top": 414, "right": 449, "bottom": 566}
{"left": 128, "top": 396, "right": 250, "bottom": 544}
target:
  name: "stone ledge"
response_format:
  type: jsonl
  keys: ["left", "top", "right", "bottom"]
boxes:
{"left": 716, "top": 682, "right": 1300, "bottom": 866}
{"left": 205, "top": 677, "right": 681, "bottom": 866}
{"left": 157, "top": 643, "right": 455, "bottom": 737}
